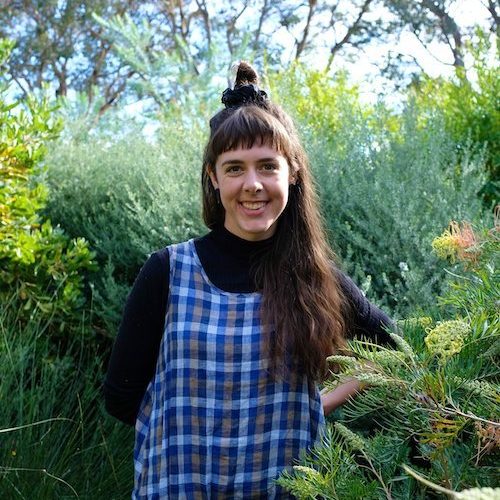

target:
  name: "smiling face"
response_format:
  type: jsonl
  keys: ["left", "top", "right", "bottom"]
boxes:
{"left": 209, "top": 144, "right": 293, "bottom": 241}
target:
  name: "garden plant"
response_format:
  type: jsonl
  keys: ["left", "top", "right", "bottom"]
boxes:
{"left": 278, "top": 215, "right": 499, "bottom": 499}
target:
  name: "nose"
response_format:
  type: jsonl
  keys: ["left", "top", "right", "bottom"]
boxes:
{"left": 243, "top": 168, "right": 263, "bottom": 192}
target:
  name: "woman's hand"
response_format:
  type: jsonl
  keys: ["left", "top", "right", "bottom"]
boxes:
{"left": 320, "top": 378, "right": 363, "bottom": 417}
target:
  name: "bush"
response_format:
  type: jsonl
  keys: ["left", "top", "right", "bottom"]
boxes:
{"left": 272, "top": 65, "right": 486, "bottom": 317}
{"left": 44, "top": 65, "right": 488, "bottom": 329}
{"left": 410, "top": 29, "right": 500, "bottom": 206}
{"left": 0, "top": 39, "right": 95, "bottom": 337}
{"left": 43, "top": 116, "right": 206, "bottom": 332}
{"left": 278, "top": 214, "right": 500, "bottom": 499}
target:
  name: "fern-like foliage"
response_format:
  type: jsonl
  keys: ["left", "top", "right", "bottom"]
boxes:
{"left": 281, "top": 217, "right": 499, "bottom": 499}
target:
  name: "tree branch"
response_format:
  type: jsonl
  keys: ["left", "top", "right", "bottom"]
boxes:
{"left": 253, "top": 0, "right": 271, "bottom": 52}
{"left": 294, "top": 0, "right": 317, "bottom": 60}
{"left": 326, "top": 0, "right": 373, "bottom": 71}
{"left": 87, "top": 40, "right": 112, "bottom": 108}
{"left": 194, "top": 0, "right": 212, "bottom": 48}
{"left": 225, "top": 1, "right": 249, "bottom": 59}
{"left": 412, "top": 27, "right": 455, "bottom": 66}
{"left": 486, "top": 0, "right": 499, "bottom": 34}
{"left": 421, "top": 0, "right": 464, "bottom": 68}
{"left": 10, "top": 75, "right": 31, "bottom": 98}
{"left": 97, "top": 68, "right": 136, "bottom": 117}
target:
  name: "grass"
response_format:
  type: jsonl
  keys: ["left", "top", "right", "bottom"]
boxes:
{"left": 0, "top": 298, "right": 134, "bottom": 499}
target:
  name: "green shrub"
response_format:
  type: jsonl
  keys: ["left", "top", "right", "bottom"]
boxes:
{"left": 44, "top": 65, "right": 488, "bottom": 329}
{"left": 0, "top": 40, "right": 95, "bottom": 336}
{"left": 272, "top": 65, "right": 486, "bottom": 316}
{"left": 278, "top": 215, "right": 499, "bottom": 499}
{"left": 411, "top": 29, "right": 500, "bottom": 206}
{"left": 0, "top": 297, "right": 133, "bottom": 498}
{"left": 43, "top": 117, "right": 206, "bottom": 332}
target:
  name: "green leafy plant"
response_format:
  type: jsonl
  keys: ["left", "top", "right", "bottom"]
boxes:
{"left": 411, "top": 29, "right": 500, "bottom": 206}
{"left": 43, "top": 118, "right": 206, "bottom": 333}
{"left": 0, "top": 39, "right": 96, "bottom": 336}
{"left": 278, "top": 213, "right": 499, "bottom": 499}
{"left": 0, "top": 295, "right": 133, "bottom": 498}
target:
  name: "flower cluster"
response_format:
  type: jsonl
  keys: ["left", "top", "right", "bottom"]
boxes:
{"left": 398, "top": 316, "right": 434, "bottom": 330}
{"left": 370, "top": 350, "right": 406, "bottom": 367}
{"left": 431, "top": 221, "right": 479, "bottom": 264}
{"left": 455, "top": 378, "right": 499, "bottom": 400}
{"left": 355, "top": 372, "right": 395, "bottom": 387}
{"left": 334, "top": 422, "right": 366, "bottom": 451}
{"left": 326, "top": 354, "right": 359, "bottom": 367}
{"left": 388, "top": 332, "right": 416, "bottom": 359}
{"left": 454, "top": 487, "right": 500, "bottom": 499}
{"left": 424, "top": 320, "right": 470, "bottom": 360}
{"left": 293, "top": 465, "right": 321, "bottom": 477}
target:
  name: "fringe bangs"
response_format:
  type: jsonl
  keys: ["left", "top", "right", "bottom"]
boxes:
{"left": 206, "top": 106, "right": 294, "bottom": 166}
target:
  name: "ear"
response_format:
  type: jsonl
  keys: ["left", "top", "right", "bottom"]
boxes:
{"left": 207, "top": 167, "right": 219, "bottom": 189}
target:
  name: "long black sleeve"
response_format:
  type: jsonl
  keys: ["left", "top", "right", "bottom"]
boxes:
{"left": 103, "top": 251, "right": 169, "bottom": 425}
{"left": 337, "top": 270, "right": 395, "bottom": 347}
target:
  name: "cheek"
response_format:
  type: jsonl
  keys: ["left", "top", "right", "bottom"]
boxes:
{"left": 217, "top": 179, "right": 238, "bottom": 202}
{"left": 279, "top": 177, "right": 292, "bottom": 204}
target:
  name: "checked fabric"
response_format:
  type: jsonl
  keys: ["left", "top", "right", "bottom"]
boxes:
{"left": 133, "top": 239, "right": 325, "bottom": 499}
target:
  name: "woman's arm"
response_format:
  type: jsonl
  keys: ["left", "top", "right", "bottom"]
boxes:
{"left": 103, "top": 250, "right": 169, "bottom": 425}
{"left": 337, "top": 269, "right": 396, "bottom": 347}
{"left": 321, "top": 379, "right": 362, "bottom": 417}
{"left": 320, "top": 270, "right": 395, "bottom": 417}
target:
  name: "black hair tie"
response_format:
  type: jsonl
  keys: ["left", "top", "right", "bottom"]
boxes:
{"left": 221, "top": 84, "right": 268, "bottom": 108}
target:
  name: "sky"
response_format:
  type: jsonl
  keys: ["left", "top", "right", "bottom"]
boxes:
{"left": 294, "top": 0, "right": 495, "bottom": 103}
{"left": 266, "top": 0, "right": 489, "bottom": 102}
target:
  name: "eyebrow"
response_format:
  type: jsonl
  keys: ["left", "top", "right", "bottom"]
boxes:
{"left": 220, "top": 157, "right": 279, "bottom": 167}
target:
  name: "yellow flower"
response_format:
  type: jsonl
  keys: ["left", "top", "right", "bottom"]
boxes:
{"left": 293, "top": 465, "right": 321, "bottom": 477}
{"left": 432, "top": 221, "right": 480, "bottom": 264}
{"left": 454, "top": 487, "right": 500, "bottom": 499}
{"left": 432, "top": 232, "right": 460, "bottom": 261}
{"left": 425, "top": 320, "right": 470, "bottom": 360}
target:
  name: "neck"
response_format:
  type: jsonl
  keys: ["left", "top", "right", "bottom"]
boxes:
{"left": 193, "top": 224, "right": 274, "bottom": 293}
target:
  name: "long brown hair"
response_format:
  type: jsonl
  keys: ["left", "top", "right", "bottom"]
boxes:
{"left": 202, "top": 62, "right": 346, "bottom": 381}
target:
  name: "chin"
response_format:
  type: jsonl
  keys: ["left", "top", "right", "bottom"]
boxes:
{"left": 242, "top": 225, "right": 275, "bottom": 240}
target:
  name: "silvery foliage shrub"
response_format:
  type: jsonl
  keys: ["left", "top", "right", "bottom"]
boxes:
{"left": 43, "top": 114, "right": 206, "bottom": 332}
{"left": 43, "top": 79, "right": 487, "bottom": 330}
{"left": 302, "top": 102, "right": 485, "bottom": 316}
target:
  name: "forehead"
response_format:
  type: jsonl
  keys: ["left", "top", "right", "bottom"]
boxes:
{"left": 216, "top": 144, "right": 287, "bottom": 165}
{"left": 211, "top": 116, "right": 292, "bottom": 159}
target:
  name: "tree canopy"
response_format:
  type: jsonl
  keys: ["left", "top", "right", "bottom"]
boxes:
{"left": 0, "top": 0, "right": 497, "bottom": 114}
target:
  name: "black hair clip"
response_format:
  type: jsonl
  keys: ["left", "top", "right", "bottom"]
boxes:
{"left": 221, "top": 84, "right": 268, "bottom": 108}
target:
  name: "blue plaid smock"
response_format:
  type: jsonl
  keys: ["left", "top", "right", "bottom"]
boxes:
{"left": 133, "top": 240, "right": 325, "bottom": 499}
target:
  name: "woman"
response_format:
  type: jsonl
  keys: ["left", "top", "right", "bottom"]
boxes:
{"left": 104, "top": 62, "right": 393, "bottom": 499}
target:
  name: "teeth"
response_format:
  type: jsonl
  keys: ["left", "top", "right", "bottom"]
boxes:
{"left": 241, "top": 201, "right": 266, "bottom": 210}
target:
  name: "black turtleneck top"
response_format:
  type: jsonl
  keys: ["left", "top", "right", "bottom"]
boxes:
{"left": 104, "top": 226, "right": 394, "bottom": 425}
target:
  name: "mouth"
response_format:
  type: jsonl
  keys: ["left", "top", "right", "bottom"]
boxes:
{"left": 240, "top": 201, "right": 268, "bottom": 210}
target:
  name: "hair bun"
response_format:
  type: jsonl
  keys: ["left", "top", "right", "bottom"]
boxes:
{"left": 221, "top": 61, "right": 267, "bottom": 109}
{"left": 234, "top": 61, "right": 259, "bottom": 88}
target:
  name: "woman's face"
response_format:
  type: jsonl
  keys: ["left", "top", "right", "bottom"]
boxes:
{"left": 209, "top": 144, "right": 293, "bottom": 241}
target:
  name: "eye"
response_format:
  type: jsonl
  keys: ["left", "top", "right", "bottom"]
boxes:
{"left": 261, "top": 162, "right": 278, "bottom": 172}
{"left": 225, "top": 165, "right": 242, "bottom": 174}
